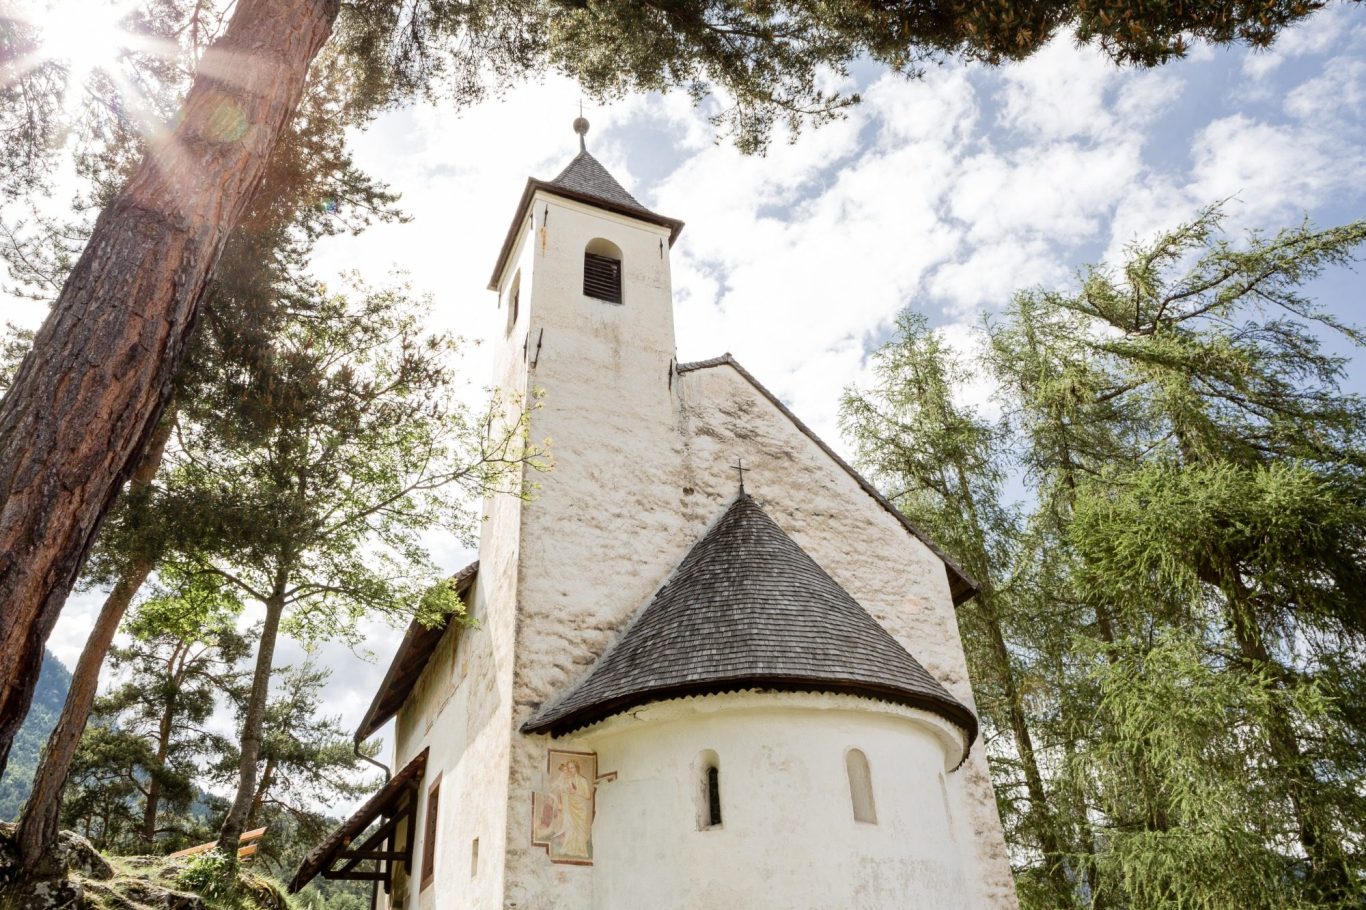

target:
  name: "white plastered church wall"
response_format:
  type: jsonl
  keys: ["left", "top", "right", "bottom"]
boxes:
{"left": 386, "top": 163, "right": 1016, "bottom": 908}
{"left": 580, "top": 692, "right": 970, "bottom": 910}
{"left": 381, "top": 213, "right": 542, "bottom": 910}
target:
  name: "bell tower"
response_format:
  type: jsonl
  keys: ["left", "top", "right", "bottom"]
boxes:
{"left": 322, "top": 120, "right": 1017, "bottom": 910}
{"left": 485, "top": 125, "right": 698, "bottom": 907}
{"left": 487, "top": 117, "right": 685, "bottom": 435}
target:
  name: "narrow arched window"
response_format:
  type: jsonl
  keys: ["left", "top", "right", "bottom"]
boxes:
{"left": 583, "top": 238, "right": 622, "bottom": 303}
{"left": 846, "top": 749, "right": 877, "bottom": 824}
{"left": 505, "top": 270, "right": 521, "bottom": 336}
{"left": 696, "top": 750, "right": 722, "bottom": 829}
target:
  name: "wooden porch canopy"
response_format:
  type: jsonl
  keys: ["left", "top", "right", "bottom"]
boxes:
{"left": 288, "top": 748, "right": 429, "bottom": 894}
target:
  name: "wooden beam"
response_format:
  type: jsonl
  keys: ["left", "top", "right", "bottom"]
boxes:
{"left": 168, "top": 826, "right": 268, "bottom": 859}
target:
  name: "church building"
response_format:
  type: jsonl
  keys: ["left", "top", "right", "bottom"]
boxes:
{"left": 291, "top": 120, "right": 1017, "bottom": 909}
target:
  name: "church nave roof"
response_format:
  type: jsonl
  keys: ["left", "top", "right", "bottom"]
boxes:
{"left": 522, "top": 494, "right": 977, "bottom": 754}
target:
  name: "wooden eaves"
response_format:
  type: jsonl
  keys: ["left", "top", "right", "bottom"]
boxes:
{"left": 288, "top": 748, "right": 429, "bottom": 894}
{"left": 354, "top": 561, "right": 478, "bottom": 743}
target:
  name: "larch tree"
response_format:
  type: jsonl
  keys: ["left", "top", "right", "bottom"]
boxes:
{"left": 1036, "top": 210, "right": 1366, "bottom": 907}
{"left": 843, "top": 208, "right": 1366, "bottom": 907}
{"left": 0, "top": 0, "right": 1357, "bottom": 774}
{"left": 840, "top": 313, "right": 1081, "bottom": 905}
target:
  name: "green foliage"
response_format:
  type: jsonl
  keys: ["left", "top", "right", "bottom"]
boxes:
{"left": 0, "top": 650, "right": 71, "bottom": 820}
{"left": 1077, "top": 632, "right": 1328, "bottom": 910}
{"left": 179, "top": 851, "right": 239, "bottom": 902}
{"left": 160, "top": 279, "right": 542, "bottom": 648}
{"left": 843, "top": 207, "right": 1366, "bottom": 908}
{"left": 58, "top": 582, "right": 247, "bottom": 852}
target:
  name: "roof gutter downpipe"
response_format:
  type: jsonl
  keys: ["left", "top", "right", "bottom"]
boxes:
{"left": 355, "top": 740, "right": 391, "bottom": 910}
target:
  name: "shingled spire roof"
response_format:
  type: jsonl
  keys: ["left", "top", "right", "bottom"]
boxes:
{"left": 523, "top": 494, "right": 977, "bottom": 754}
{"left": 488, "top": 132, "right": 684, "bottom": 290}
{"left": 549, "top": 150, "right": 654, "bottom": 216}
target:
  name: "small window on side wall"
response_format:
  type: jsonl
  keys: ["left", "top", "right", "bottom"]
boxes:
{"left": 583, "top": 238, "right": 622, "bottom": 303}
{"left": 421, "top": 774, "right": 442, "bottom": 890}
{"left": 696, "top": 749, "right": 722, "bottom": 830}
{"left": 506, "top": 270, "right": 521, "bottom": 336}
{"left": 846, "top": 749, "right": 877, "bottom": 824}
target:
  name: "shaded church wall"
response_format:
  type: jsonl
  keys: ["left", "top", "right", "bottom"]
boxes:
{"left": 380, "top": 214, "right": 542, "bottom": 910}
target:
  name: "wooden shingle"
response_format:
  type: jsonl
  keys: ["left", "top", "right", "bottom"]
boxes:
{"left": 523, "top": 495, "right": 977, "bottom": 753}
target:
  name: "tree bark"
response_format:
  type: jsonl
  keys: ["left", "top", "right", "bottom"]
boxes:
{"left": 0, "top": 0, "right": 338, "bottom": 776}
{"left": 249, "top": 756, "right": 276, "bottom": 829}
{"left": 14, "top": 417, "right": 174, "bottom": 875}
{"left": 141, "top": 640, "right": 187, "bottom": 845}
{"left": 218, "top": 587, "right": 287, "bottom": 862}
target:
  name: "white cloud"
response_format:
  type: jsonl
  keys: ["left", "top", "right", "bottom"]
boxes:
{"left": 997, "top": 38, "right": 1124, "bottom": 140}
{"left": 1187, "top": 114, "right": 1362, "bottom": 222}
{"left": 1241, "top": 5, "right": 1355, "bottom": 80}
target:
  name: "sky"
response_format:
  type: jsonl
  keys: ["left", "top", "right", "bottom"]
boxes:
{"left": 8, "top": 5, "right": 1366, "bottom": 788}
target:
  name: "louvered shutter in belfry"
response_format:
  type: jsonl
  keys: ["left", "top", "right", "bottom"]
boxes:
{"left": 583, "top": 253, "right": 622, "bottom": 303}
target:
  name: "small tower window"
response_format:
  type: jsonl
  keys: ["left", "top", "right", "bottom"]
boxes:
{"left": 696, "top": 750, "right": 722, "bottom": 829}
{"left": 583, "top": 238, "right": 622, "bottom": 303}
{"left": 846, "top": 749, "right": 877, "bottom": 824}
{"left": 421, "top": 774, "right": 442, "bottom": 889}
{"left": 506, "top": 270, "right": 521, "bottom": 336}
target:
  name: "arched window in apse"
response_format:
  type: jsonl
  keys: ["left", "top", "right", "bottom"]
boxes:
{"left": 696, "top": 750, "right": 722, "bottom": 829}
{"left": 846, "top": 749, "right": 877, "bottom": 824}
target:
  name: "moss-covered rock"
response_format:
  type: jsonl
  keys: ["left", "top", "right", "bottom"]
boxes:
{"left": 0, "top": 826, "right": 291, "bottom": 910}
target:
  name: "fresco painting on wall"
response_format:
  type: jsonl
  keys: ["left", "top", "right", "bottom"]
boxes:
{"left": 532, "top": 749, "right": 597, "bottom": 864}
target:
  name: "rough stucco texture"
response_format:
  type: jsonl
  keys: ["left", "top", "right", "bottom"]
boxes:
{"left": 387, "top": 189, "right": 1017, "bottom": 909}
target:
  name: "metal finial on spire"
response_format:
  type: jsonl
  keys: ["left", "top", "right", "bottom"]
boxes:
{"left": 573, "top": 104, "right": 589, "bottom": 152}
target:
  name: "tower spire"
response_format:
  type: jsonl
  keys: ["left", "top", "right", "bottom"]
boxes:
{"left": 573, "top": 105, "right": 589, "bottom": 152}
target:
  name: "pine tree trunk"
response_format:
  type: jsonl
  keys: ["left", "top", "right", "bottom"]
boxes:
{"left": 13, "top": 417, "right": 173, "bottom": 875}
{"left": 0, "top": 0, "right": 338, "bottom": 777}
{"left": 249, "top": 757, "right": 276, "bottom": 828}
{"left": 141, "top": 643, "right": 186, "bottom": 845}
{"left": 218, "top": 587, "right": 287, "bottom": 862}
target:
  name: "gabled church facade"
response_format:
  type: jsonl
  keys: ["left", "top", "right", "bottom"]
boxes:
{"left": 293, "top": 122, "right": 1017, "bottom": 909}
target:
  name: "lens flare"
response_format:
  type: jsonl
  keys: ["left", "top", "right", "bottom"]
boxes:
{"left": 35, "top": 0, "right": 133, "bottom": 79}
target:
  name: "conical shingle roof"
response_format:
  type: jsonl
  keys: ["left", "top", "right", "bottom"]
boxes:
{"left": 523, "top": 495, "right": 977, "bottom": 752}
{"left": 550, "top": 150, "right": 654, "bottom": 215}
{"left": 488, "top": 147, "right": 684, "bottom": 290}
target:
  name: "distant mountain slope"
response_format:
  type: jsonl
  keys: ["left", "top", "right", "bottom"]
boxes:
{"left": 0, "top": 648, "right": 72, "bottom": 820}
